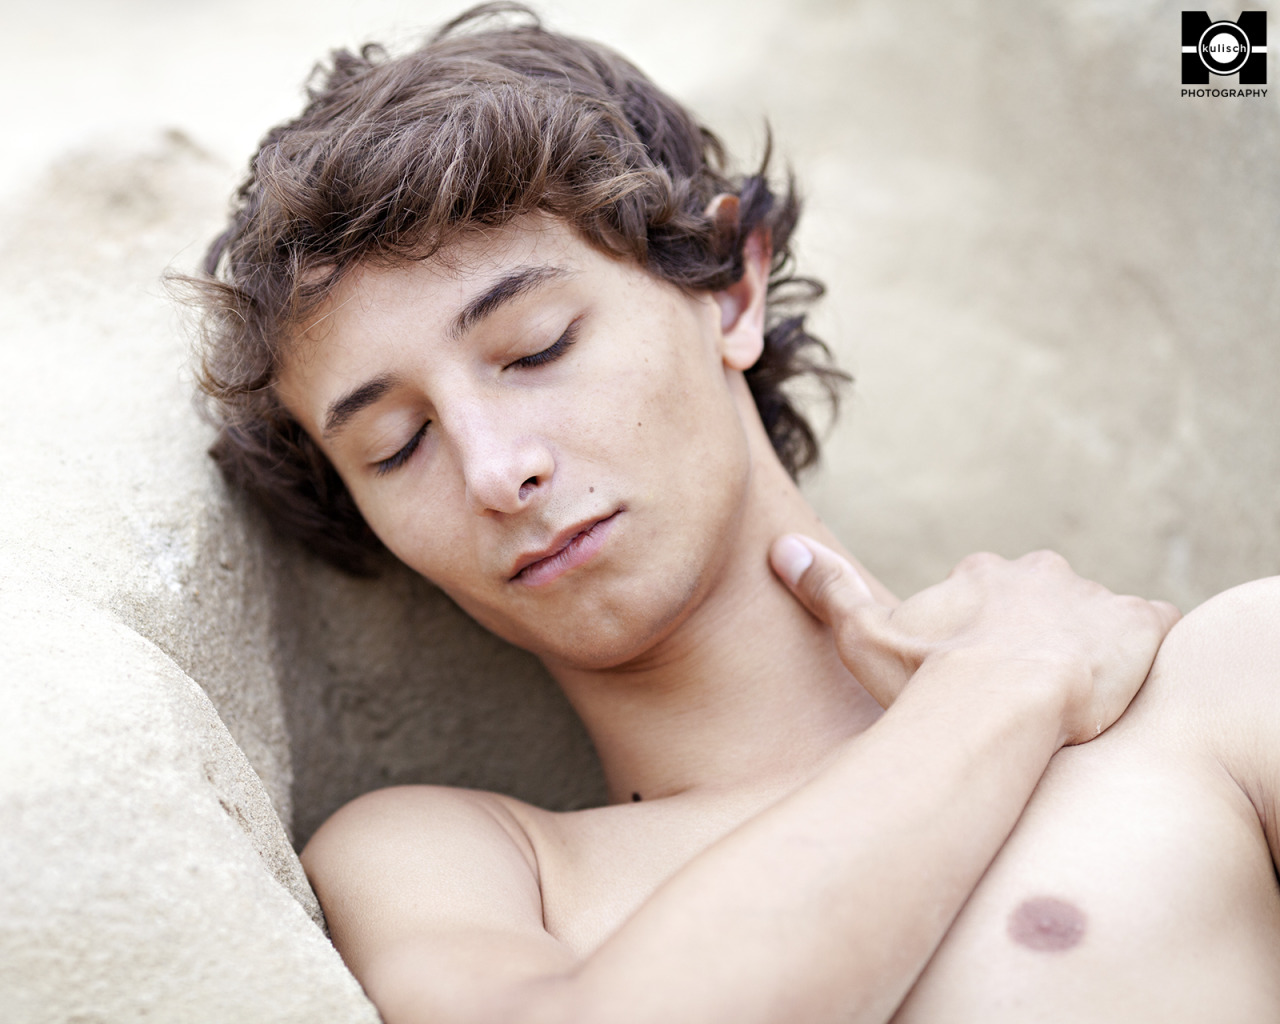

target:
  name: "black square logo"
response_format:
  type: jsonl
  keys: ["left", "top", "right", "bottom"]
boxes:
{"left": 1182, "top": 11, "right": 1267, "bottom": 84}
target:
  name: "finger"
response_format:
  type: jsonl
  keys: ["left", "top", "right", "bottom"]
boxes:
{"left": 770, "top": 534, "right": 876, "bottom": 626}
{"left": 1151, "top": 599, "right": 1182, "bottom": 633}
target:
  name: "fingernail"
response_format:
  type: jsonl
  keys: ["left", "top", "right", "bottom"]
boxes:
{"left": 774, "top": 535, "right": 814, "bottom": 585}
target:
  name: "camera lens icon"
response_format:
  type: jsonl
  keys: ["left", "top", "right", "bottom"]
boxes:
{"left": 1199, "top": 21, "right": 1252, "bottom": 75}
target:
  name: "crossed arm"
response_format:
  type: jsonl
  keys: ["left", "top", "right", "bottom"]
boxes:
{"left": 302, "top": 541, "right": 1182, "bottom": 1024}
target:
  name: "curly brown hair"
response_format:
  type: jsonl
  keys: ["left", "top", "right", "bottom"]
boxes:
{"left": 188, "top": 2, "right": 849, "bottom": 576}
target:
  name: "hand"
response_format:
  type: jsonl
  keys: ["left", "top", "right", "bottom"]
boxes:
{"left": 771, "top": 536, "right": 1182, "bottom": 746}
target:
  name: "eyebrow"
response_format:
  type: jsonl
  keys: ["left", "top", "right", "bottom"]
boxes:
{"left": 322, "top": 264, "right": 569, "bottom": 439}
{"left": 322, "top": 373, "right": 402, "bottom": 438}
{"left": 448, "top": 265, "right": 568, "bottom": 340}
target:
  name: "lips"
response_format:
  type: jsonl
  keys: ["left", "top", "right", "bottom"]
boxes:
{"left": 509, "top": 509, "right": 622, "bottom": 586}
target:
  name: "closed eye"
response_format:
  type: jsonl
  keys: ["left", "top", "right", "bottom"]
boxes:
{"left": 508, "top": 318, "right": 581, "bottom": 370}
{"left": 373, "top": 319, "right": 579, "bottom": 476}
{"left": 373, "top": 421, "right": 429, "bottom": 476}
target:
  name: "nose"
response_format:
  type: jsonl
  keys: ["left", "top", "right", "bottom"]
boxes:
{"left": 453, "top": 406, "right": 555, "bottom": 516}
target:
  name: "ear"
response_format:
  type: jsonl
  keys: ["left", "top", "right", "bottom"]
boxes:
{"left": 706, "top": 195, "right": 770, "bottom": 372}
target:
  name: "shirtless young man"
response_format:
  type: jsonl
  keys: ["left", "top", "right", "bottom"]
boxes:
{"left": 192, "top": 6, "right": 1280, "bottom": 1022}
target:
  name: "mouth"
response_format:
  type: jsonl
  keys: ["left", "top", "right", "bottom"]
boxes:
{"left": 509, "top": 509, "right": 623, "bottom": 587}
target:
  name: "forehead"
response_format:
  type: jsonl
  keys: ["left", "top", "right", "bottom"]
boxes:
{"left": 275, "top": 215, "right": 635, "bottom": 428}
{"left": 306, "top": 215, "right": 587, "bottom": 340}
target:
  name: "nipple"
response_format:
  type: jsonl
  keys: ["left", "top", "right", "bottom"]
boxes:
{"left": 1007, "top": 896, "right": 1087, "bottom": 952}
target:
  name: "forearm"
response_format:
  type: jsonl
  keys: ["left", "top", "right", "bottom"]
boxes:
{"left": 520, "top": 652, "right": 1067, "bottom": 1024}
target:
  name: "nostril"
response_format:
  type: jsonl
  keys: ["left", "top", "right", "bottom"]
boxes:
{"left": 518, "top": 476, "right": 539, "bottom": 501}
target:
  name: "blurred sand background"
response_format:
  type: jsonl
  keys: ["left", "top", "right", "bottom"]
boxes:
{"left": 6, "top": 0, "right": 1276, "bottom": 599}
{"left": 1, "top": 1, "right": 1276, "bottom": 1019}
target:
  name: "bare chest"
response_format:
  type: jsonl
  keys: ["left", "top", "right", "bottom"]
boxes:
{"left": 521, "top": 791, "right": 763, "bottom": 957}
{"left": 894, "top": 733, "right": 1280, "bottom": 1021}
{"left": 522, "top": 734, "right": 1280, "bottom": 1020}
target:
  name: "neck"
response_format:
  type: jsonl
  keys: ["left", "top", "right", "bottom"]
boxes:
{"left": 544, "top": 412, "right": 892, "bottom": 806}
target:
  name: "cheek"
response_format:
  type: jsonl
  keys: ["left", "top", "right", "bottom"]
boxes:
{"left": 601, "top": 334, "right": 753, "bottom": 550}
{"left": 358, "top": 474, "right": 470, "bottom": 583}
{"left": 578, "top": 312, "right": 732, "bottom": 462}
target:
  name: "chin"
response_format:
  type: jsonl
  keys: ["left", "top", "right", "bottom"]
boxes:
{"left": 467, "top": 561, "right": 710, "bottom": 674}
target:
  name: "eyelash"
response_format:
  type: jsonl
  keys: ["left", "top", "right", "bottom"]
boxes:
{"left": 374, "top": 421, "right": 429, "bottom": 476}
{"left": 373, "top": 320, "right": 581, "bottom": 476}
{"left": 508, "top": 318, "right": 580, "bottom": 369}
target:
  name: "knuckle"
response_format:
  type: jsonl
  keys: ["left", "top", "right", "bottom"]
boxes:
{"left": 805, "top": 562, "right": 851, "bottom": 616}
{"left": 953, "top": 551, "right": 1002, "bottom": 576}
{"left": 1023, "top": 548, "right": 1070, "bottom": 571}
{"left": 1118, "top": 594, "right": 1163, "bottom": 625}
{"left": 834, "top": 615, "right": 865, "bottom": 654}
{"left": 1152, "top": 600, "right": 1183, "bottom": 626}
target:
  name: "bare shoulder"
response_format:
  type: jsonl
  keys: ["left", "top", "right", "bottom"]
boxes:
{"left": 1138, "top": 575, "right": 1280, "bottom": 721}
{"left": 302, "top": 785, "right": 576, "bottom": 1024}
{"left": 302, "top": 784, "right": 540, "bottom": 892}
{"left": 1125, "top": 577, "right": 1280, "bottom": 845}
{"left": 1162, "top": 575, "right": 1280, "bottom": 654}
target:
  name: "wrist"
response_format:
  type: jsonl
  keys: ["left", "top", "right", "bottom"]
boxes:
{"left": 911, "top": 646, "right": 1079, "bottom": 751}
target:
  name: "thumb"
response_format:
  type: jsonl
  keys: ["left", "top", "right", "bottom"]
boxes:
{"left": 770, "top": 534, "right": 876, "bottom": 626}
